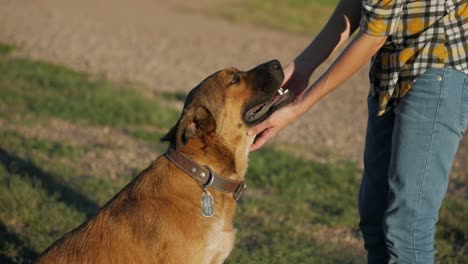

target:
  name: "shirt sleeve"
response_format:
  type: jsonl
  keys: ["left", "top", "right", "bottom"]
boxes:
{"left": 360, "top": 0, "right": 404, "bottom": 36}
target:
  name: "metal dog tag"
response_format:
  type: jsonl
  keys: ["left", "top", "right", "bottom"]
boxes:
{"left": 201, "top": 190, "right": 215, "bottom": 217}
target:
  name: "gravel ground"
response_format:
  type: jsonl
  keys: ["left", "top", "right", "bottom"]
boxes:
{"left": 0, "top": 0, "right": 465, "bottom": 187}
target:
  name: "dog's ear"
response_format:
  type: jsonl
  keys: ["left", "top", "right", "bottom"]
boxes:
{"left": 161, "top": 106, "right": 216, "bottom": 150}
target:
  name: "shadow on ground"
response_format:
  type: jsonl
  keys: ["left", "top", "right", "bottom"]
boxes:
{"left": 0, "top": 222, "right": 38, "bottom": 264}
{"left": 0, "top": 148, "right": 99, "bottom": 218}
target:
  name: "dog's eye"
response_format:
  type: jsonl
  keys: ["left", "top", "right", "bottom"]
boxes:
{"left": 230, "top": 74, "right": 240, "bottom": 85}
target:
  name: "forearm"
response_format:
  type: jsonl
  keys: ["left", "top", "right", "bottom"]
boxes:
{"left": 294, "top": 32, "right": 387, "bottom": 116}
{"left": 294, "top": 0, "right": 362, "bottom": 77}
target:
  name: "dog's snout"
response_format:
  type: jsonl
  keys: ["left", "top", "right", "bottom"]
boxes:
{"left": 246, "top": 60, "right": 284, "bottom": 88}
{"left": 248, "top": 59, "right": 282, "bottom": 74}
{"left": 266, "top": 60, "right": 281, "bottom": 71}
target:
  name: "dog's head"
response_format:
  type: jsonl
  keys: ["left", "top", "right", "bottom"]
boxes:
{"left": 161, "top": 60, "right": 291, "bottom": 154}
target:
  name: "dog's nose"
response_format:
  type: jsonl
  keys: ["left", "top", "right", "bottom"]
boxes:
{"left": 267, "top": 60, "right": 281, "bottom": 71}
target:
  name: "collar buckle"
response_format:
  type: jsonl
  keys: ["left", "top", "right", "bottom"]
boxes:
{"left": 233, "top": 181, "right": 247, "bottom": 201}
{"left": 203, "top": 167, "right": 215, "bottom": 188}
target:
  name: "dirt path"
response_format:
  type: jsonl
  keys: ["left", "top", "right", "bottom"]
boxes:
{"left": 0, "top": 0, "right": 465, "bottom": 188}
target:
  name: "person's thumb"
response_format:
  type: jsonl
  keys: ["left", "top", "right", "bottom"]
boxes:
{"left": 249, "top": 133, "right": 269, "bottom": 152}
{"left": 247, "top": 120, "right": 271, "bottom": 136}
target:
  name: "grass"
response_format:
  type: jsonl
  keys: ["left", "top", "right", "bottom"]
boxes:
{"left": 247, "top": 149, "right": 360, "bottom": 226}
{"left": 227, "top": 149, "right": 365, "bottom": 263}
{"left": 0, "top": 51, "right": 179, "bottom": 132}
{"left": 437, "top": 198, "right": 468, "bottom": 263}
{"left": 0, "top": 44, "right": 15, "bottom": 56}
{"left": 0, "top": 42, "right": 467, "bottom": 263}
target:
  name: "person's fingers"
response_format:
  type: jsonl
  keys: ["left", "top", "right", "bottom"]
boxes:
{"left": 249, "top": 139, "right": 262, "bottom": 152}
{"left": 249, "top": 128, "right": 273, "bottom": 152}
{"left": 247, "top": 119, "right": 271, "bottom": 137}
{"left": 248, "top": 105, "right": 295, "bottom": 151}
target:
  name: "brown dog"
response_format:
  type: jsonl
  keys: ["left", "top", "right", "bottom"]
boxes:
{"left": 36, "top": 60, "right": 291, "bottom": 264}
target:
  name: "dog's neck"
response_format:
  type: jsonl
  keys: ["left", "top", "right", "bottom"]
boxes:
{"left": 175, "top": 137, "right": 248, "bottom": 182}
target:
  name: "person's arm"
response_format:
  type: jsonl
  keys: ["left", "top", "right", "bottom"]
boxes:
{"left": 248, "top": 0, "right": 404, "bottom": 152}
{"left": 293, "top": 31, "right": 386, "bottom": 115}
{"left": 284, "top": 0, "right": 362, "bottom": 97}
{"left": 248, "top": 31, "right": 387, "bottom": 151}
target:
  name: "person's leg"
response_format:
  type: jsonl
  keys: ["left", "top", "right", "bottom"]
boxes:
{"left": 385, "top": 68, "right": 467, "bottom": 263}
{"left": 359, "top": 95, "right": 394, "bottom": 263}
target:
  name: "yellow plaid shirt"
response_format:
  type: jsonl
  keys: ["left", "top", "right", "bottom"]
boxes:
{"left": 360, "top": 0, "right": 468, "bottom": 115}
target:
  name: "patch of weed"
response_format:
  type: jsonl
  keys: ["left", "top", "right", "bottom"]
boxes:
{"left": 248, "top": 148, "right": 360, "bottom": 226}
{"left": 159, "top": 91, "right": 187, "bottom": 103}
{"left": 0, "top": 169, "right": 86, "bottom": 255}
{"left": 0, "top": 56, "right": 179, "bottom": 129}
{"left": 126, "top": 129, "right": 167, "bottom": 145}
{"left": 436, "top": 197, "right": 468, "bottom": 263}
{"left": 0, "top": 43, "right": 15, "bottom": 56}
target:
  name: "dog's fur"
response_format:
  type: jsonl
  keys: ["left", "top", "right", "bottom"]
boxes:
{"left": 36, "top": 60, "right": 290, "bottom": 264}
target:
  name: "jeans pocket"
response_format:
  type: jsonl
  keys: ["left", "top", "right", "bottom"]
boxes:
{"left": 394, "top": 70, "right": 445, "bottom": 120}
{"left": 411, "top": 69, "right": 445, "bottom": 98}
{"left": 417, "top": 68, "right": 444, "bottom": 79}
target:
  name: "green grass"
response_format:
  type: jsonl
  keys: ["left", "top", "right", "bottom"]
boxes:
{"left": 437, "top": 198, "right": 468, "bottom": 263}
{"left": 126, "top": 128, "right": 167, "bottom": 143}
{"left": 0, "top": 51, "right": 179, "bottom": 131}
{"left": 227, "top": 149, "right": 365, "bottom": 263}
{"left": 248, "top": 149, "right": 360, "bottom": 226}
{"left": 0, "top": 43, "right": 15, "bottom": 56}
{"left": 0, "top": 134, "right": 96, "bottom": 262}
{"left": 0, "top": 43, "right": 466, "bottom": 263}
{"left": 159, "top": 91, "right": 188, "bottom": 102}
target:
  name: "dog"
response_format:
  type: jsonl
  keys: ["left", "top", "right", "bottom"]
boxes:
{"left": 36, "top": 60, "right": 292, "bottom": 264}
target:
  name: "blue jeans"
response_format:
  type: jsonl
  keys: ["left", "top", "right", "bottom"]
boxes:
{"left": 359, "top": 68, "right": 468, "bottom": 264}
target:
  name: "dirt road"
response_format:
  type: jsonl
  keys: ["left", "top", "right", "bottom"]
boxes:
{"left": 0, "top": 0, "right": 465, "bottom": 188}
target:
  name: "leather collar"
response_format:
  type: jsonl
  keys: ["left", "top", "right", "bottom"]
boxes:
{"left": 164, "top": 148, "right": 247, "bottom": 200}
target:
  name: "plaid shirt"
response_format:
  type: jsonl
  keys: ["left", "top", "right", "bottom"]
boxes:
{"left": 360, "top": 0, "right": 468, "bottom": 115}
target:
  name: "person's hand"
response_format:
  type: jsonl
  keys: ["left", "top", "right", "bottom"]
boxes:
{"left": 247, "top": 62, "right": 310, "bottom": 152}
{"left": 247, "top": 102, "right": 302, "bottom": 152}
